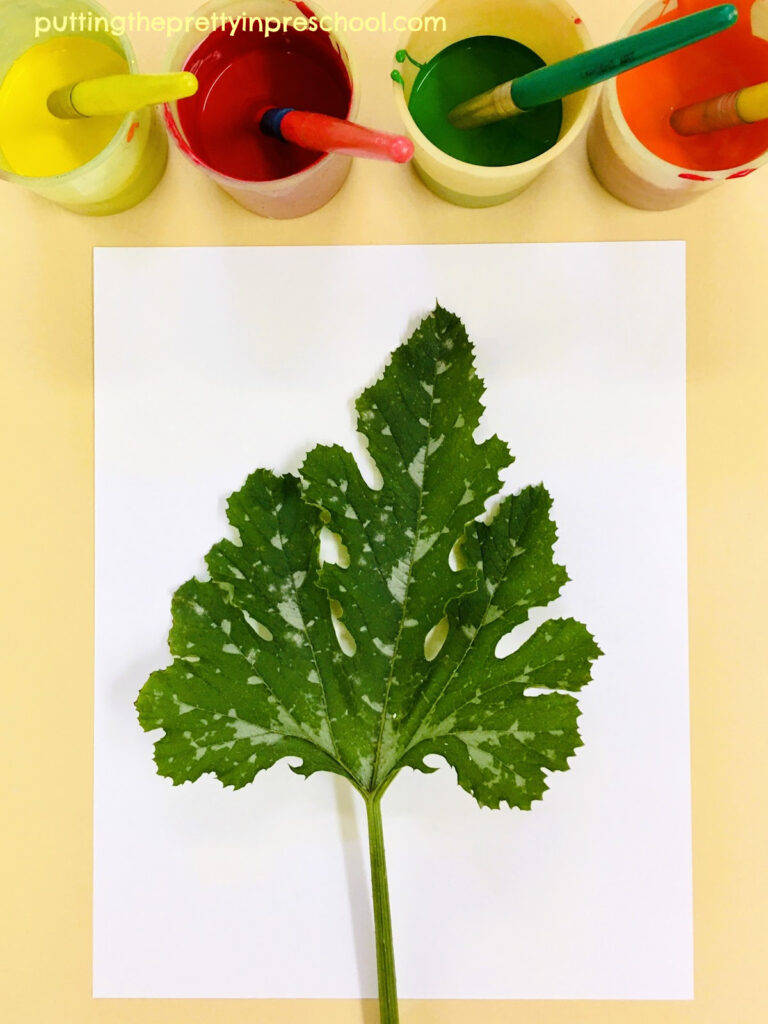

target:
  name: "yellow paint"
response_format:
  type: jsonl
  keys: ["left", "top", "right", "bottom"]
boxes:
{"left": 736, "top": 81, "right": 768, "bottom": 123}
{"left": 0, "top": 36, "right": 127, "bottom": 177}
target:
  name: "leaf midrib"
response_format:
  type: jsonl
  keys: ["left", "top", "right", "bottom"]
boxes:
{"left": 370, "top": 356, "right": 440, "bottom": 790}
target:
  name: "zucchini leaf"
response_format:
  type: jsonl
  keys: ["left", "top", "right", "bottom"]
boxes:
{"left": 137, "top": 305, "right": 601, "bottom": 809}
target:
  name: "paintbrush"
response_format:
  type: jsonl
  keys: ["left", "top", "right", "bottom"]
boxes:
{"left": 258, "top": 107, "right": 414, "bottom": 163}
{"left": 448, "top": 3, "right": 738, "bottom": 130}
{"left": 671, "top": 80, "right": 768, "bottom": 134}
{"left": 47, "top": 72, "right": 197, "bottom": 119}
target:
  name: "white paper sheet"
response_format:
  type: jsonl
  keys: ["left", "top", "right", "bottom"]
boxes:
{"left": 93, "top": 243, "right": 691, "bottom": 999}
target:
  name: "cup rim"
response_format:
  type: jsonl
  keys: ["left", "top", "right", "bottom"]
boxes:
{"left": 162, "top": 0, "right": 357, "bottom": 189}
{"left": 391, "top": 0, "right": 598, "bottom": 177}
{"left": 0, "top": 0, "right": 141, "bottom": 187}
{"left": 603, "top": 0, "right": 768, "bottom": 178}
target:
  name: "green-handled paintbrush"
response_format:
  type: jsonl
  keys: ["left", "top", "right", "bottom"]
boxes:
{"left": 448, "top": 4, "right": 738, "bottom": 130}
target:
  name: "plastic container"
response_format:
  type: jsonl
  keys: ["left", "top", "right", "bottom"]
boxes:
{"left": 0, "top": 0, "right": 167, "bottom": 215}
{"left": 164, "top": 0, "right": 357, "bottom": 218}
{"left": 391, "top": 0, "right": 596, "bottom": 207}
{"left": 587, "top": 0, "right": 768, "bottom": 210}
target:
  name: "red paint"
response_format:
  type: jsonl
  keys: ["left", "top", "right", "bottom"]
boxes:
{"left": 727, "top": 167, "right": 756, "bottom": 178}
{"left": 618, "top": 0, "right": 768, "bottom": 171}
{"left": 574, "top": 17, "right": 582, "bottom": 25}
{"left": 126, "top": 120, "right": 139, "bottom": 143}
{"left": 678, "top": 171, "right": 712, "bottom": 180}
{"left": 177, "top": 23, "right": 351, "bottom": 181}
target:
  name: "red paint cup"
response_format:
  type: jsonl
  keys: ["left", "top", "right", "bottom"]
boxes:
{"left": 164, "top": 0, "right": 357, "bottom": 218}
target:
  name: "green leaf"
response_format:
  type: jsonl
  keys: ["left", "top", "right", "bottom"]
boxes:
{"left": 136, "top": 305, "right": 601, "bottom": 808}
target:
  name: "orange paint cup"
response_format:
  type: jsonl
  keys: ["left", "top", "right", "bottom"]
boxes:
{"left": 588, "top": 0, "right": 768, "bottom": 209}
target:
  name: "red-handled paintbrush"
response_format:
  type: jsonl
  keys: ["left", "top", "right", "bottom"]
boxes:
{"left": 257, "top": 107, "right": 414, "bottom": 163}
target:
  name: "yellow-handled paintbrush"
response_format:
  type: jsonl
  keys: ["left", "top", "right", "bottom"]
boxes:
{"left": 671, "top": 80, "right": 768, "bottom": 134}
{"left": 47, "top": 72, "right": 197, "bottom": 119}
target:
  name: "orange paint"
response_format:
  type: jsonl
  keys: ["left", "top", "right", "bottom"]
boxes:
{"left": 617, "top": 0, "right": 768, "bottom": 170}
{"left": 126, "top": 121, "right": 139, "bottom": 143}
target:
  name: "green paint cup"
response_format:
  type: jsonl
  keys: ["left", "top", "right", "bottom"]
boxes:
{"left": 392, "top": 0, "right": 597, "bottom": 207}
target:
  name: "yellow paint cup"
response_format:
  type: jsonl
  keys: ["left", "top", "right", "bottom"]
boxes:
{"left": 0, "top": 0, "right": 167, "bottom": 214}
{"left": 391, "top": 0, "right": 597, "bottom": 207}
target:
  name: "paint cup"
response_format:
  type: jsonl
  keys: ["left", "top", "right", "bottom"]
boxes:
{"left": 164, "top": 0, "right": 357, "bottom": 218}
{"left": 391, "top": 0, "right": 596, "bottom": 207}
{"left": 587, "top": 0, "right": 768, "bottom": 209}
{"left": 0, "top": 0, "right": 167, "bottom": 214}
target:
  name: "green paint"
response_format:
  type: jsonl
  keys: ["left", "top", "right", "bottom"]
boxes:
{"left": 391, "top": 70, "right": 405, "bottom": 86}
{"left": 408, "top": 35, "right": 562, "bottom": 167}
{"left": 395, "top": 48, "right": 422, "bottom": 68}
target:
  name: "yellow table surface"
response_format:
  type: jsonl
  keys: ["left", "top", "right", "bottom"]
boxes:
{"left": 2, "top": 1, "right": 766, "bottom": 1020}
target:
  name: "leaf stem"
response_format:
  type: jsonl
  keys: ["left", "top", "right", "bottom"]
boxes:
{"left": 365, "top": 791, "right": 399, "bottom": 1024}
